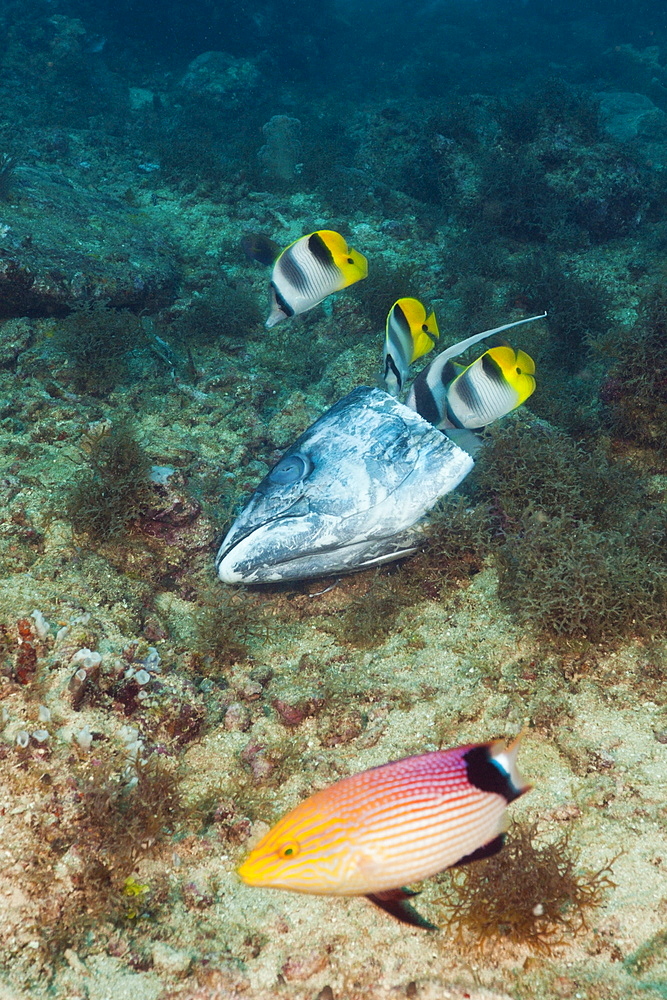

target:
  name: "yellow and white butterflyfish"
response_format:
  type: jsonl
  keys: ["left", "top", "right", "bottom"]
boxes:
{"left": 383, "top": 297, "right": 439, "bottom": 396}
{"left": 406, "top": 313, "right": 545, "bottom": 430}
{"left": 266, "top": 230, "right": 368, "bottom": 328}
{"left": 446, "top": 345, "right": 536, "bottom": 429}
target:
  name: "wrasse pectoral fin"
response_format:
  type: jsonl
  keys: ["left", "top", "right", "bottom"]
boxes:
{"left": 452, "top": 832, "right": 506, "bottom": 867}
{"left": 366, "top": 888, "right": 438, "bottom": 930}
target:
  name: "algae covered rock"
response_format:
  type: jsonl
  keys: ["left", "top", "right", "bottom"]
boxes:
{"left": 0, "top": 166, "right": 178, "bottom": 317}
{"left": 178, "top": 51, "right": 261, "bottom": 108}
{"left": 598, "top": 91, "right": 667, "bottom": 143}
{"left": 0, "top": 317, "right": 33, "bottom": 364}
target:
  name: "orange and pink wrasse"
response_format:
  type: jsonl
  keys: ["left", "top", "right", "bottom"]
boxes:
{"left": 238, "top": 736, "right": 530, "bottom": 929}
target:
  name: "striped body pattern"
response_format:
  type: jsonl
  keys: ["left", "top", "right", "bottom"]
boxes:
{"left": 238, "top": 738, "right": 529, "bottom": 899}
{"left": 446, "top": 346, "right": 535, "bottom": 428}
{"left": 383, "top": 297, "right": 439, "bottom": 396}
{"left": 266, "top": 230, "right": 367, "bottom": 328}
{"left": 407, "top": 314, "right": 543, "bottom": 430}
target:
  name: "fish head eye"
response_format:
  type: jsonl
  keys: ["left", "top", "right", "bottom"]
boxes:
{"left": 516, "top": 367, "right": 522, "bottom": 374}
{"left": 268, "top": 452, "right": 312, "bottom": 485}
{"left": 278, "top": 841, "right": 300, "bottom": 859}
{"left": 347, "top": 257, "right": 354, "bottom": 264}
{"left": 422, "top": 323, "right": 429, "bottom": 332}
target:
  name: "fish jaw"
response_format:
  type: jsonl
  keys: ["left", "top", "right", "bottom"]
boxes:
{"left": 216, "top": 387, "right": 474, "bottom": 585}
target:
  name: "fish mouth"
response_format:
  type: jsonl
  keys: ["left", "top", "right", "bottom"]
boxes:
{"left": 216, "top": 514, "right": 420, "bottom": 585}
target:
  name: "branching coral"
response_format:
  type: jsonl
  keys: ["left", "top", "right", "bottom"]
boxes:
{"left": 436, "top": 822, "right": 616, "bottom": 952}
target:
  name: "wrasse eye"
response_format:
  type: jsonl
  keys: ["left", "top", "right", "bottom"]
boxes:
{"left": 279, "top": 841, "right": 300, "bottom": 859}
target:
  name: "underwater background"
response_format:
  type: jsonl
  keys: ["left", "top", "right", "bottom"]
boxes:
{"left": 0, "top": 0, "right": 667, "bottom": 997}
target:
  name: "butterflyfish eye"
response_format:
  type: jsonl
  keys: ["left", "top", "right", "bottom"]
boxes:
{"left": 268, "top": 452, "right": 311, "bottom": 485}
{"left": 279, "top": 841, "right": 300, "bottom": 859}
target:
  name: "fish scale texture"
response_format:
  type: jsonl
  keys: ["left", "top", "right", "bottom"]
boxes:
{"left": 239, "top": 745, "right": 515, "bottom": 896}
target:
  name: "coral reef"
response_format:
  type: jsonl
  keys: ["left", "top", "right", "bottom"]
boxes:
{"left": 1, "top": 2, "right": 667, "bottom": 997}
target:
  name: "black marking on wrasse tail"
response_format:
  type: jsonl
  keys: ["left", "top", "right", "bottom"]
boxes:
{"left": 271, "top": 282, "right": 294, "bottom": 318}
{"left": 481, "top": 351, "right": 506, "bottom": 385}
{"left": 367, "top": 889, "right": 438, "bottom": 930}
{"left": 278, "top": 250, "right": 310, "bottom": 295}
{"left": 453, "top": 833, "right": 506, "bottom": 867}
{"left": 308, "top": 232, "right": 336, "bottom": 269}
{"left": 464, "top": 745, "right": 523, "bottom": 802}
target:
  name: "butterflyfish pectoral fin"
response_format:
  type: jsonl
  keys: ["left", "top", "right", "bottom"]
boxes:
{"left": 366, "top": 888, "right": 438, "bottom": 930}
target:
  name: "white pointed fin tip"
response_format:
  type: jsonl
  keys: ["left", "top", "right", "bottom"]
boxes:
{"left": 437, "top": 313, "right": 547, "bottom": 367}
{"left": 489, "top": 733, "right": 532, "bottom": 797}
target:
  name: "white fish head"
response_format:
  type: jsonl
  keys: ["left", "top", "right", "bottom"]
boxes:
{"left": 216, "top": 386, "right": 474, "bottom": 584}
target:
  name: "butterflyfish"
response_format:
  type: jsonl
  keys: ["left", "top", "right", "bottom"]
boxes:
{"left": 266, "top": 230, "right": 368, "bottom": 328}
{"left": 383, "top": 297, "right": 440, "bottom": 396}
{"left": 237, "top": 735, "right": 530, "bottom": 929}
{"left": 407, "top": 313, "right": 545, "bottom": 430}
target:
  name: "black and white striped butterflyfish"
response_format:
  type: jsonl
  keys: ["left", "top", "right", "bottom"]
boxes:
{"left": 383, "top": 298, "right": 439, "bottom": 396}
{"left": 406, "top": 314, "right": 546, "bottom": 432}
{"left": 266, "top": 230, "right": 368, "bottom": 328}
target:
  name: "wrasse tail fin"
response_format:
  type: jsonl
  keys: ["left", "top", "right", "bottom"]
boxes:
{"left": 366, "top": 888, "right": 438, "bottom": 930}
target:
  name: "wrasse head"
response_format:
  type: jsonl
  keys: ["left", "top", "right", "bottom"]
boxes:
{"left": 237, "top": 798, "right": 353, "bottom": 893}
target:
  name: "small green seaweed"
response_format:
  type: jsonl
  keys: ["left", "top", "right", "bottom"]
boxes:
{"left": 191, "top": 586, "right": 273, "bottom": 672}
{"left": 472, "top": 415, "right": 644, "bottom": 533}
{"left": 402, "top": 496, "right": 491, "bottom": 600}
{"left": 496, "top": 511, "right": 667, "bottom": 642}
{"left": 55, "top": 302, "right": 144, "bottom": 392}
{"left": 331, "top": 572, "right": 409, "bottom": 649}
{"left": 174, "top": 280, "right": 262, "bottom": 346}
{"left": 65, "top": 422, "right": 153, "bottom": 543}
{"left": 599, "top": 282, "right": 667, "bottom": 452}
